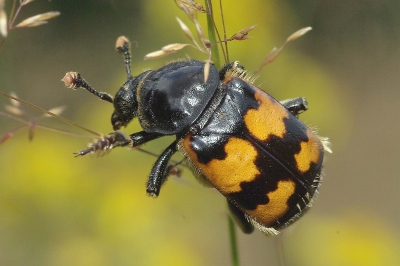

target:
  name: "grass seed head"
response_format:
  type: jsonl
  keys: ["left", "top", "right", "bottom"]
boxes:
{"left": 15, "top": 11, "right": 60, "bottom": 28}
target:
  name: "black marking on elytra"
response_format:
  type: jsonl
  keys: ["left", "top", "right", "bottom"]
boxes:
{"left": 226, "top": 113, "right": 323, "bottom": 225}
{"left": 226, "top": 137, "right": 295, "bottom": 211}
{"left": 278, "top": 160, "right": 322, "bottom": 225}
{"left": 189, "top": 133, "right": 230, "bottom": 164}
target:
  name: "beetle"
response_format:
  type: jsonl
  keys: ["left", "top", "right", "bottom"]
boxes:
{"left": 62, "top": 34, "right": 327, "bottom": 235}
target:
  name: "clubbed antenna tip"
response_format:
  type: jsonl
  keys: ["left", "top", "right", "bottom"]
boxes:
{"left": 115, "top": 36, "right": 130, "bottom": 51}
{"left": 115, "top": 36, "right": 133, "bottom": 79}
{"left": 62, "top": 72, "right": 114, "bottom": 104}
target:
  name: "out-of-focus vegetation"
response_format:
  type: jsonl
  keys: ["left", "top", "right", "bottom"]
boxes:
{"left": 0, "top": 1, "right": 399, "bottom": 265}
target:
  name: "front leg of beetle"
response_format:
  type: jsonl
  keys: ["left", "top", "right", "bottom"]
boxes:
{"left": 146, "top": 141, "right": 178, "bottom": 197}
{"left": 128, "top": 131, "right": 164, "bottom": 147}
{"left": 280, "top": 97, "right": 308, "bottom": 117}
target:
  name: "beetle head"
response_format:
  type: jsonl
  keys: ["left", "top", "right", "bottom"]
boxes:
{"left": 111, "top": 80, "right": 139, "bottom": 130}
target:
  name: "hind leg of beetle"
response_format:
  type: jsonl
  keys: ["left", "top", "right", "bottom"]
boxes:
{"left": 227, "top": 200, "right": 254, "bottom": 234}
{"left": 146, "top": 141, "right": 178, "bottom": 197}
{"left": 280, "top": 97, "right": 308, "bottom": 117}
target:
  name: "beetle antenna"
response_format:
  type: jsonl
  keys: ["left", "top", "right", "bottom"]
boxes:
{"left": 115, "top": 36, "right": 133, "bottom": 80}
{"left": 62, "top": 72, "right": 114, "bottom": 104}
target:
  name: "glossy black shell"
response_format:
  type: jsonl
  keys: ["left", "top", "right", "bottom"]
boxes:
{"left": 137, "top": 60, "right": 219, "bottom": 134}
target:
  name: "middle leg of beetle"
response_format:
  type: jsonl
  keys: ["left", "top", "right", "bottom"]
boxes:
{"left": 146, "top": 141, "right": 178, "bottom": 197}
{"left": 128, "top": 131, "right": 164, "bottom": 147}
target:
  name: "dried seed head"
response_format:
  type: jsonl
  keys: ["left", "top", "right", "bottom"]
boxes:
{"left": 194, "top": 19, "right": 206, "bottom": 47}
{"left": 204, "top": 39, "right": 211, "bottom": 48}
{"left": 265, "top": 47, "right": 281, "bottom": 64}
{"left": 0, "top": 131, "right": 14, "bottom": 145}
{"left": 176, "top": 0, "right": 206, "bottom": 13}
{"left": 45, "top": 106, "right": 66, "bottom": 117}
{"left": 230, "top": 24, "right": 257, "bottom": 41}
{"left": 5, "top": 92, "right": 23, "bottom": 115}
{"left": 147, "top": 2, "right": 211, "bottom": 61}
{"left": 9, "top": 92, "right": 20, "bottom": 107}
{"left": 4, "top": 105, "right": 23, "bottom": 116}
{"left": 144, "top": 50, "right": 171, "bottom": 60}
{"left": 62, "top": 72, "right": 80, "bottom": 89}
{"left": 21, "top": 0, "right": 36, "bottom": 5}
{"left": 192, "top": 2, "right": 206, "bottom": 12}
{"left": 176, "top": 17, "right": 196, "bottom": 44}
{"left": 0, "top": 9, "right": 7, "bottom": 38}
{"left": 179, "top": 3, "right": 196, "bottom": 20}
{"left": 75, "top": 131, "right": 131, "bottom": 157}
{"left": 15, "top": 11, "right": 60, "bottom": 28}
{"left": 203, "top": 60, "right": 211, "bottom": 83}
{"left": 145, "top": 42, "right": 197, "bottom": 60}
{"left": 286, "top": 27, "right": 312, "bottom": 43}
{"left": 162, "top": 43, "right": 190, "bottom": 53}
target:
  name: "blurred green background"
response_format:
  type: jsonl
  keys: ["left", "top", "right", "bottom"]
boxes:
{"left": 1, "top": 1, "right": 399, "bottom": 265}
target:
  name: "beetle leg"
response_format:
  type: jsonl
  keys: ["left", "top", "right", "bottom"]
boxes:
{"left": 227, "top": 200, "right": 254, "bottom": 234}
{"left": 128, "top": 131, "right": 164, "bottom": 147}
{"left": 146, "top": 141, "right": 178, "bottom": 197}
{"left": 280, "top": 97, "right": 308, "bottom": 117}
{"left": 130, "top": 132, "right": 181, "bottom": 183}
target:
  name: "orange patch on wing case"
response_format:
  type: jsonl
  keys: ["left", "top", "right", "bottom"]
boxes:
{"left": 183, "top": 137, "right": 260, "bottom": 194}
{"left": 294, "top": 129, "right": 323, "bottom": 173}
{"left": 247, "top": 179, "right": 296, "bottom": 226}
{"left": 244, "top": 90, "right": 289, "bottom": 141}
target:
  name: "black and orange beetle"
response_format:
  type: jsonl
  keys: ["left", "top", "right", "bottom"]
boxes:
{"left": 62, "top": 34, "right": 327, "bottom": 235}
{"left": 0, "top": 0, "right": 330, "bottom": 238}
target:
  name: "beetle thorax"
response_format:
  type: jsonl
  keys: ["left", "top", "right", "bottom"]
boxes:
{"left": 137, "top": 60, "right": 220, "bottom": 135}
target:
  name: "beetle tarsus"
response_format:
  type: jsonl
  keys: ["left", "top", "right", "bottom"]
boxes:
{"left": 128, "top": 131, "right": 164, "bottom": 147}
{"left": 146, "top": 141, "right": 178, "bottom": 197}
